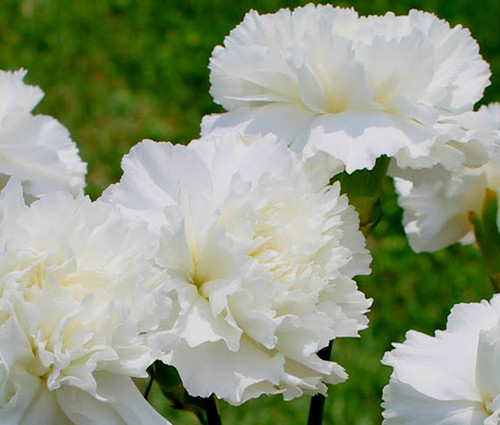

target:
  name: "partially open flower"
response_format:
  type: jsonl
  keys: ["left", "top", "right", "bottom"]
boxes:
{"left": 103, "top": 131, "right": 372, "bottom": 404}
{"left": 394, "top": 103, "right": 500, "bottom": 252}
{"left": 0, "top": 179, "right": 171, "bottom": 425}
{"left": 0, "top": 69, "right": 86, "bottom": 199}
{"left": 382, "top": 294, "right": 500, "bottom": 425}
{"left": 203, "top": 5, "right": 490, "bottom": 174}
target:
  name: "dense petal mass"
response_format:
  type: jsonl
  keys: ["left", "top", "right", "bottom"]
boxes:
{"left": 393, "top": 103, "right": 500, "bottom": 252}
{"left": 0, "top": 179, "right": 171, "bottom": 425}
{"left": 103, "top": 131, "right": 372, "bottom": 404}
{"left": 0, "top": 69, "right": 86, "bottom": 199}
{"left": 204, "top": 5, "right": 490, "bottom": 173}
{"left": 382, "top": 295, "right": 500, "bottom": 425}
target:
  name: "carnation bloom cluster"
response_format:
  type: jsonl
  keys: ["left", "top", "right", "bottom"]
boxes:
{"left": 103, "top": 131, "right": 372, "bottom": 405}
{"left": 204, "top": 4, "right": 490, "bottom": 173}
{"left": 394, "top": 103, "right": 500, "bottom": 252}
{"left": 382, "top": 294, "right": 500, "bottom": 425}
{"left": 0, "top": 70, "right": 86, "bottom": 199}
{"left": 0, "top": 180, "right": 171, "bottom": 425}
{"left": 1, "top": 2, "right": 498, "bottom": 424}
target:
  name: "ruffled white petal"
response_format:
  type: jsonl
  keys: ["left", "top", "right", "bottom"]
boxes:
{"left": 21, "top": 388, "right": 73, "bottom": 425}
{"left": 383, "top": 330, "right": 480, "bottom": 402}
{"left": 105, "top": 131, "right": 371, "bottom": 403}
{"left": 0, "top": 179, "right": 172, "bottom": 424}
{"left": 382, "top": 294, "right": 500, "bottom": 424}
{"left": 56, "top": 373, "right": 170, "bottom": 425}
{"left": 205, "top": 5, "right": 491, "bottom": 172}
{"left": 393, "top": 103, "right": 500, "bottom": 252}
{"left": 382, "top": 378, "right": 486, "bottom": 425}
{"left": 164, "top": 339, "right": 284, "bottom": 405}
{"left": 308, "top": 110, "right": 436, "bottom": 173}
{"left": 0, "top": 69, "right": 86, "bottom": 198}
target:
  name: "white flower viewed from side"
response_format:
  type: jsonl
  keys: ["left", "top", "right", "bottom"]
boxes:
{"left": 103, "top": 131, "right": 372, "bottom": 405}
{"left": 0, "top": 69, "right": 87, "bottom": 199}
{"left": 203, "top": 4, "right": 491, "bottom": 174}
{"left": 394, "top": 103, "right": 500, "bottom": 252}
{"left": 382, "top": 294, "right": 500, "bottom": 425}
{"left": 0, "top": 179, "right": 171, "bottom": 425}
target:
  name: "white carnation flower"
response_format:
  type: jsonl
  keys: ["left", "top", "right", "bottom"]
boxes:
{"left": 394, "top": 103, "right": 500, "bottom": 252}
{"left": 103, "top": 131, "right": 372, "bottom": 405}
{"left": 382, "top": 294, "right": 500, "bottom": 425}
{"left": 0, "top": 69, "right": 87, "bottom": 199}
{"left": 203, "top": 4, "right": 491, "bottom": 173}
{"left": 0, "top": 179, "right": 171, "bottom": 425}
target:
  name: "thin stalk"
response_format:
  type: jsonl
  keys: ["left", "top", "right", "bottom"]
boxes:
{"left": 204, "top": 395, "right": 222, "bottom": 425}
{"left": 307, "top": 343, "right": 333, "bottom": 425}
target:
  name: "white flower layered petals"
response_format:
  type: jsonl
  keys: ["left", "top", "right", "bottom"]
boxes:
{"left": 394, "top": 103, "right": 500, "bottom": 252}
{"left": 0, "top": 69, "right": 86, "bottom": 199}
{"left": 382, "top": 294, "right": 500, "bottom": 425}
{"left": 0, "top": 179, "right": 171, "bottom": 425}
{"left": 103, "top": 131, "right": 372, "bottom": 404}
{"left": 391, "top": 103, "right": 500, "bottom": 175}
{"left": 203, "top": 5, "right": 491, "bottom": 173}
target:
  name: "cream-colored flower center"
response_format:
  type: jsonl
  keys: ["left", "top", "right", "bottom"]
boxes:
{"left": 1, "top": 249, "right": 114, "bottom": 387}
{"left": 484, "top": 395, "right": 500, "bottom": 422}
{"left": 184, "top": 220, "right": 211, "bottom": 294}
{"left": 249, "top": 200, "right": 304, "bottom": 273}
{"left": 221, "top": 186, "right": 324, "bottom": 291}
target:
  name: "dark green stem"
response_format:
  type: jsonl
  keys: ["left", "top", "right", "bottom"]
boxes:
{"left": 307, "top": 342, "right": 333, "bottom": 425}
{"left": 204, "top": 395, "right": 222, "bottom": 425}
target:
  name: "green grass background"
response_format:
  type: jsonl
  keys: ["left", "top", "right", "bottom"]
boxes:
{"left": 1, "top": 0, "right": 498, "bottom": 424}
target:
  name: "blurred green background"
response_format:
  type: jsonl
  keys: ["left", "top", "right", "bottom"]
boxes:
{"left": 1, "top": 0, "right": 497, "bottom": 424}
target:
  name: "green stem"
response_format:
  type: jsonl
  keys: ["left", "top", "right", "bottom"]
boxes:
{"left": 204, "top": 395, "right": 222, "bottom": 425}
{"left": 307, "top": 343, "right": 333, "bottom": 425}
